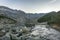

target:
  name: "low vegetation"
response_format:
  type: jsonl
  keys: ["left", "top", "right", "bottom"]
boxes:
{"left": 38, "top": 11, "right": 60, "bottom": 31}
{"left": 0, "top": 14, "right": 17, "bottom": 24}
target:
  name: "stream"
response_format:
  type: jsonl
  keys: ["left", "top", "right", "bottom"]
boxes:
{"left": 29, "top": 25, "right": 60, "bottom": 40}
{"left": 5, "top": 25, "right": 60, "bottom": 40}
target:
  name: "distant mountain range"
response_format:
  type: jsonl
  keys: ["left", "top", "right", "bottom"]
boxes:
{"left": 26, "top": 13, "right": 45, "bottom": 24}
{"left": 0, "top": 6, "right": 45, "bottom": 25}
{"left": 26, "top": 13, "right": 45, "bottom": 19}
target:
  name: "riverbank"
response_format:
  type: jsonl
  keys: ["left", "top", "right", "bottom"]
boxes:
{"left": 50, "top": 24, "right": 60, "bottom": 32}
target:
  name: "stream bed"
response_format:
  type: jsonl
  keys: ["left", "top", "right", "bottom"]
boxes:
{"left": 28, "top": 25, "right": 60, "bottom": 40}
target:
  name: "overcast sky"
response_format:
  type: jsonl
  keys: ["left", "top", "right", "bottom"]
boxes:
{"left": 0, "top": 0, "right": 60, "bottom": 13}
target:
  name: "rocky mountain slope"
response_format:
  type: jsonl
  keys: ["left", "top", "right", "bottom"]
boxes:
{"left": 0, "top": 6, "right": 26, "bottom": 25}
{"left": 0, "top": 6, "right": 45, "bottom": 25}
{"left": 0, "top": 14, "right": 17, "bottom": 29}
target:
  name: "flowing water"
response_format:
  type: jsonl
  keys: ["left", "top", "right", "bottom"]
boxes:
{"left": 30, "top": 25, "right": 60, "bottom": 40}
{"left": 6, "top": 25, "right": 60, "bottom": 40}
